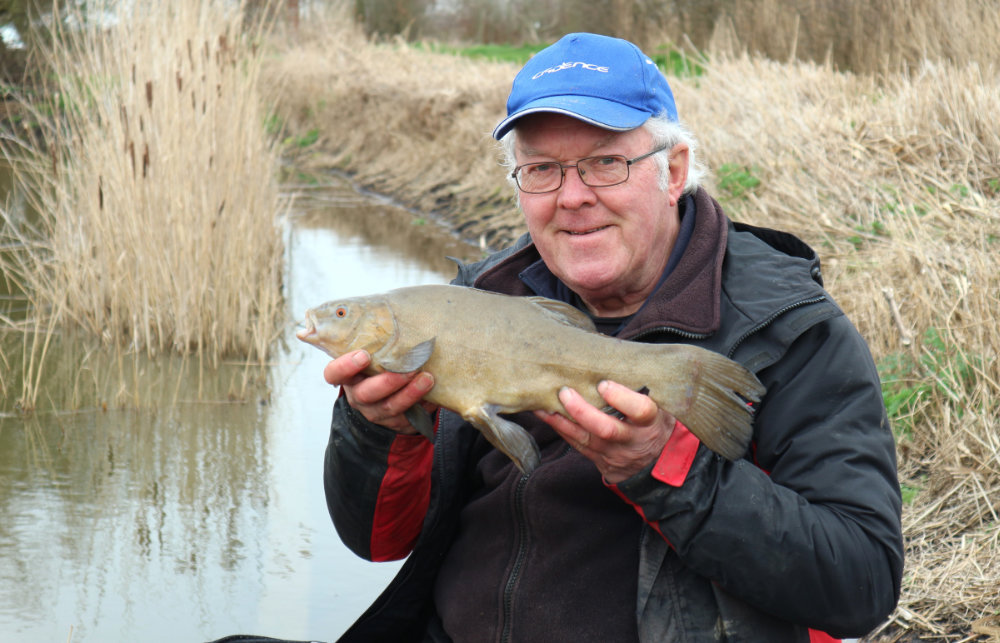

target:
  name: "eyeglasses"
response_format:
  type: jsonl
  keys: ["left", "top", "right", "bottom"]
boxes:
{"left": 511, "top": 146, "right": 668, "bottom": 194}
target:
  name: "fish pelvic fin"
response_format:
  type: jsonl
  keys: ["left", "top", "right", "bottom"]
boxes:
{"left": 466, "top": 404, "right": 542, "bottom": 475}
{"left": 649, "top": 350, "right": 766, "bottom": 461}
{"left": 404, "top": 405, "right": 436, "bottom": 441}
{"left": 380, "top": 338, "right": 436, "bottom": 373}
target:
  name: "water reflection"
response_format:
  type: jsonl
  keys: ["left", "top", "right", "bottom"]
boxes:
{"left": 0, "top": 174, "right": 476, "bottom": 642}
{"left": 289, "top": 175, "right": 482, "bottom": 279}
{"left": 0, "top": 403, "right": 268, "bottom": 640}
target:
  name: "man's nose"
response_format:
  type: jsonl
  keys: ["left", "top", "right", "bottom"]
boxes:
{"left": 557, "top": 165, "right": 596, "bottom": 208}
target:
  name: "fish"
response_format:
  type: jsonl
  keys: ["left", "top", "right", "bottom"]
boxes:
{"left": 296, "top": 284, "right": 765, "bottom": 474}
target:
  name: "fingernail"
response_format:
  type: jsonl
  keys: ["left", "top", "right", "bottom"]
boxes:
{"left": 351, "top": 350, "right": 370, "bottom": 367}
{"left": 415, "top": 372, "right": 434, "bottom": 392}
{"left": 597, "top": 380, "right": 609, "bottom": 394}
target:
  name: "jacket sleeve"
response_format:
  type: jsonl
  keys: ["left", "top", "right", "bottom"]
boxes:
{"left": 614, "top": 315, "right": 904, "bottom": 638}
{"left": 324, "top": 394, "right": 434, "bottom": 562}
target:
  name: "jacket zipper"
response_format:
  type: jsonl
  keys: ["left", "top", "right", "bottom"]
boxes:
{"left": 499, "top": 471, "right": 530, "bottom": 643}
{"left": 724, "top": 296, "right": 827, "bottom": 358}
{"left": 627, "top": 324, "right": 710, "bottom": 344}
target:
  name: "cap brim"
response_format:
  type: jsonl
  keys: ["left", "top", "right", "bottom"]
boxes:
{"left": 491, "top": 96, "right": 652, "bottom": 140}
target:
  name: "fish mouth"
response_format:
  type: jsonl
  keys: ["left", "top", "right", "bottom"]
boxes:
{"left": 295, "top": 311, "right": 317, "bottom": 342}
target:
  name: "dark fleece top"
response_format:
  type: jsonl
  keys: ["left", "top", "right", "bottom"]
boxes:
{"left": 431, "top": 196, "right": 699, "bottom": 642}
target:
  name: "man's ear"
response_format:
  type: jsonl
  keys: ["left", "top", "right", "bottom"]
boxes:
{"left": 667, "top": 143, "right": 689, "bottom": 206}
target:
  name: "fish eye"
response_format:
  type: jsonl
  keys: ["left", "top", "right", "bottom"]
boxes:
{"left": 335, "top": 306, "right": 348, "bottom": 318}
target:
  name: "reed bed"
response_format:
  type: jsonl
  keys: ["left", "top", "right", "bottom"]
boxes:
{"left": 262, "top": 6, "right": 999, "bottom": 639}
{"left": 0, "top": 0, "right": 286, "bottom": 411}
{"left": 706, "top": 0, "right": 1000, "bottom": 75}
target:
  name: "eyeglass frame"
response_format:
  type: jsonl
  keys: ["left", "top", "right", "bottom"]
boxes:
{"left": 510, "top": 145, "right": 670, "bottom": 194}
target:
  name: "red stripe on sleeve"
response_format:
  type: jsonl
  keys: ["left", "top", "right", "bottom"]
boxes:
{"left": 369, "top": 433, "right": 434, "bottom": 562}
{"left": 607, "top": 483, "right": 675, "bottom": 549}
{"left": 651, "top": 420, "right": 699, "bottom": 487}
{"left": 808, "top": 629, "right": 841, "bottom": 643}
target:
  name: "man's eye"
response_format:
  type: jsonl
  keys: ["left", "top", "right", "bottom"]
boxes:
{"left": 525, "top": 163, "right": 556, "bottom": 175}
{"left": 591, "top": 156, "right": 620, "bottom": 167}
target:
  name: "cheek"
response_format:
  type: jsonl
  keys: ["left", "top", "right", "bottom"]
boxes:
{"left": 520, "top": 196, "right": 554, "bottom": 230}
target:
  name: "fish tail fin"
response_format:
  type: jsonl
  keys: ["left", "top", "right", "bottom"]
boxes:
{"left": 647, "top": 349, "right": 765, "bottom": 460}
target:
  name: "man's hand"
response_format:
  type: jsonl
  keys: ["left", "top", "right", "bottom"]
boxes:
{"left": 536, "top": 380, "right": 675, "bottom": 484}
{"left": 324, "top": 350, "right": 437, "bottom": 434}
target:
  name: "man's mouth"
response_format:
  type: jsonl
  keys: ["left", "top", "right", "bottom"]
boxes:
{"left": 566, "top": 225, "right": 609, "bottom": 236}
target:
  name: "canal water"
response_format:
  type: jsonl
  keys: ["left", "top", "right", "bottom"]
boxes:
{"left": 0, "top": 173, "right": 481, "bottom": 642}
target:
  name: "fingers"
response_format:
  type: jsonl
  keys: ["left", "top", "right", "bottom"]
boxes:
{"left": 324, "top": 350, "right": 436, "bottom": 433}
{"left": 323, "top": 349, "right": 372, "bottom": 386}
{"left": 557, "top": 386, "right": 628, "bottom": 443}
{"left": 555, "top": 382, "right": 658, "bottom": 443}
{"left": 597, "top": 380, "right": 659, "bottom": 426}
{"left": 535, "top": 403, "right": 594, "bottom": 452}
{"left": 353, "top": 370, "right": 434, "bottom": 412}
{"left": 540, "top": 382, "right": 675, "bottom": 484}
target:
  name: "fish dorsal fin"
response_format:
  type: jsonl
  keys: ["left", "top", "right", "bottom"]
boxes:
{"left": 525, "top": 296, "right": 596, "bottom": 332}
{"left": 380, "top": 338, "right": 436, "bottom": 373}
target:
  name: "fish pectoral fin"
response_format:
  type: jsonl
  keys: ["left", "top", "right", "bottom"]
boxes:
{"left": 525, "top": 296, "right": 597, "bottom": 332}
{"left": 381, "top": 338, "right": 436, "bottom": 373}
{"left": 404, "top": 406, "right": 435, "bottom": 441}
{"left": 466, "top": 404, "right": 541, "bottom": 475}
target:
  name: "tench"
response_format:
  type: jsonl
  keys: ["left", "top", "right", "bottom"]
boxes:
{"left": 296, "top": 284, "right": 764, "bottom": 474}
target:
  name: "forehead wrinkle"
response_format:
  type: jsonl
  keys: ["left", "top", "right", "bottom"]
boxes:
{"left": 591, "top": 130, "right": 623, "bottom": 150}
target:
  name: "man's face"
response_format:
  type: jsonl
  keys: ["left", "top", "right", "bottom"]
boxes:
{"left": 514, "top": 113, "right": 683, "bottom": 317}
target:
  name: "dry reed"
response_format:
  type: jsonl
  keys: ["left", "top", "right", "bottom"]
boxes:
{"left": 262, "top": 5, "right": 999, "bottom": 639}
{"left": 705, "top": 0, "right": 1000, "bottom": 76}
{"left": 0, "top": 0, "right": 286, "bottom": 410}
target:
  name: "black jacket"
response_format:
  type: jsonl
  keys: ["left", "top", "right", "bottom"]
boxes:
{"left": 325, "top": 188, "right": 903, "bottom": 641}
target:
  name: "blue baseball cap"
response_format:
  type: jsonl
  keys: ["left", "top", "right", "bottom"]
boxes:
{"left": 492, "top": 32, "right": 678, "bottom": 140}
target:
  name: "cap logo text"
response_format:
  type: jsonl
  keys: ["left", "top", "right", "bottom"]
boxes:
{"left": 532, "top": 61, "right": 609, "bottom": 80}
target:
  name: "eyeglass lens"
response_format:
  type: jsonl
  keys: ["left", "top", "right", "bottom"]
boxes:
{"left": 516, "top": 156, "right": 629, "bottom": 193}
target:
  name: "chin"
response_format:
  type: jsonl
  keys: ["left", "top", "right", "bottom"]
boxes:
{"left": 563, "top": 270, "right": 618, "bottom": 296}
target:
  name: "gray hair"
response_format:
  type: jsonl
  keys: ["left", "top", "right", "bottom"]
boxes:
{"left": 498, "top": 115, "right": 705, "bottom": 198}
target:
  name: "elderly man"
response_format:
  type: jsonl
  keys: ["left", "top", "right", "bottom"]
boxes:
{"left": 323, "top": 33, "right": 902, "bottom": 642}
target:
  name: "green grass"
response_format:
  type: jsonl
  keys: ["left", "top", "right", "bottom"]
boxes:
{"left": 283, "top": 127, "right": 319, "bottom": 148}
{"left": 263, "top": 112, "right": 283, "bottom": 136}
{"left": 418, "top": 42, "right": 547, "bottom": 65}
{"left": 878, "top": 327, "right": 981, "bottom": 442}
{"left": 651, "top": 45, "right": 706, "bottom": 78}
{"left": 900, "top": 481, "right": 922, "bottom": 504}
{"left": 716, "top": 163, "right": 762, "bottom": 200}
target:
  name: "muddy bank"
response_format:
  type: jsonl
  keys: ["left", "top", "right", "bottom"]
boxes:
{"left": 262, "top": 27, "right": 527, "bottom": 251}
